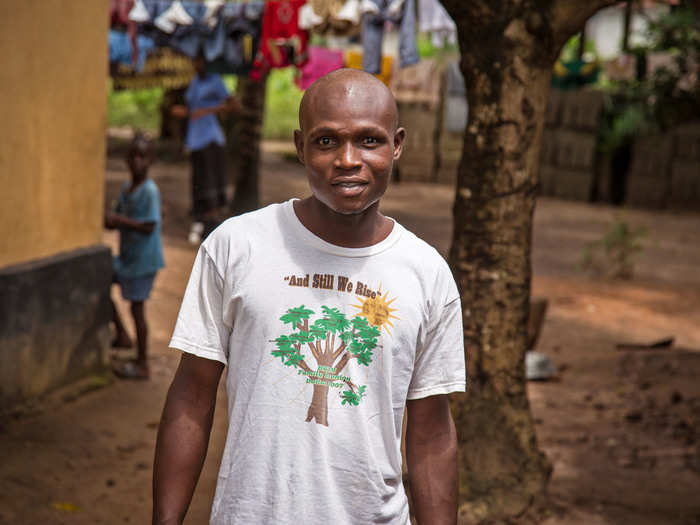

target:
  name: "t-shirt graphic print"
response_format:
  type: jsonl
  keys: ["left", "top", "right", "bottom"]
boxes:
{"left": 169, "top": 199, "right": 466, "bottom": 525}
{"left": 273, "top": 277, "right": 400, "bottom": 425}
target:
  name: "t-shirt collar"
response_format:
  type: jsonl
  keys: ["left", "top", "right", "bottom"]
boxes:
{"left": 282, "top": 199, "right": 402, "bottom": 258}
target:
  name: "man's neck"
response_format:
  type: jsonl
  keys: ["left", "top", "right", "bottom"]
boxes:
{"left": 293, "top": 198, "right": 393, "bottom": 248}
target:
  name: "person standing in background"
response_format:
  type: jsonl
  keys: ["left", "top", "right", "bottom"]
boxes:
{"left": 172, "top": 54, "right": 241, "bottom": 243}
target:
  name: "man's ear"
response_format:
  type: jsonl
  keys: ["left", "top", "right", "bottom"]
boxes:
{"left": 293, "top": 129, "right": 305, "bottom": 165}
{"left": 393, "top": 127, "right": 406, "bottom": 161}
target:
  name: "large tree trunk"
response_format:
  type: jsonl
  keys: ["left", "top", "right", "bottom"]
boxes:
{"left": 441, "top": 2, "right": 617, "bottom": 522}
{"left": 226, "top": 75, "right": 267, "bottom": 216}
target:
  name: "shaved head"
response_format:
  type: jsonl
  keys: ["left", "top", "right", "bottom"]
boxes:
{"left": 298, "top": 68, "right": 399, "bottom": 133}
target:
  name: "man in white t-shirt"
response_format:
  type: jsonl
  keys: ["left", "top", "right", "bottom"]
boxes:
{"left": 153, "top": 68, "right": 466, "bottom": 525}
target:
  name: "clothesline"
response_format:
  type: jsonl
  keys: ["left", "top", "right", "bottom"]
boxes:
{"left": 110, "top": 0, "right": 457, "bottom": 87}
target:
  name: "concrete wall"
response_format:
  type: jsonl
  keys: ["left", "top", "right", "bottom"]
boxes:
{"left": 0, "top": 0, "right": 108, "bottom": 268}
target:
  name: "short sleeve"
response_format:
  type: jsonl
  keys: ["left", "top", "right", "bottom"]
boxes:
{"left": 169, "top": 246, "right": 230, "bottom": 365}
{"left": 407, "top": 269, "right": 466, "bottom": 400}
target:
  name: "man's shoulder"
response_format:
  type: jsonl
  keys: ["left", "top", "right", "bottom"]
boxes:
{"left": 204, "top": 202, "right": 284, "bottom": 247}
{"left": 393, "top": 220, "right": 448, "bottom": 268}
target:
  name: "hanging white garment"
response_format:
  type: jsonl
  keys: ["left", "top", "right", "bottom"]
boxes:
{"left": 298, "top": 4, "right": 324, "bottom": 30}
{"left": 418, "top": 0, "right": 456, "bottom": 47}
{"left": 128, "top": 0, "right": 150, "bottom": 23}
{"left": 203, "top": 0, "right": 225, "bottom": 29}
{"left": 335, "top": 0, "right": 361, "bottom": 24}
{"left": 155, "top": 0, "right": 194, "bottom": 34}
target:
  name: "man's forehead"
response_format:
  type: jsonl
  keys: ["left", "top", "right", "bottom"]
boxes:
{"left": 299, "top": 71, "right": 398, "bottom": 131}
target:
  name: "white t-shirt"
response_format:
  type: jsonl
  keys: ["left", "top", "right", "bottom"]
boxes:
{"left": 170, "top": 199, "right": 466, "bottom": 525}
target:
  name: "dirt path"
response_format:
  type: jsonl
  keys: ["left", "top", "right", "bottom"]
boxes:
{"left": 1, "top": 151, "right": 699, "bottom": 524}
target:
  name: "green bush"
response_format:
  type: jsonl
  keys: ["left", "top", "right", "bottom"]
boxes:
{"left": 262, "top": 68, "right": 304, "bottom": 140}
{"left": 107, "top": 80, "right": 163, "bottom": 132}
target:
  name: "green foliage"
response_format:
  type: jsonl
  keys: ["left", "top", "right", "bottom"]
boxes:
{"left": 107, "top": 81, "right": 163, "bottom": 131}
{"left": 598, "top": 95, "right": 653, "bottom": 153}
{"left": 280, "top": 305, "right": 314, "bottom": 326}
{"left": 341, "top": 385, "right": 367, "bottom": 406}
{"left": 273, "top": 334, "right": 306, "bottom": 367}
{"left": 273, "top": 305, "right": 379, "bottom": 374}
{"left": 416, "top": 32, "right": 459, "bottom": 58}
{"left": 262, "top": 67, "right": 304, "bottom": 140}
{"left": 598, "top": 6, "right": 700, "bottom": 151}
{"left": 580, "top": 217, "right": 648, "bottom": 279}
{"left": 108, "top": 69, "right": 299, "bottom": 140}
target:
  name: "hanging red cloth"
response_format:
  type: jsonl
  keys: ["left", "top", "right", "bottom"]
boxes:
{"left": 252, "top": 0, "right": 309, "bottom": 80}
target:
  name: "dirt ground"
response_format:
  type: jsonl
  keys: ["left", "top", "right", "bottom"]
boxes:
{"left": 1, "top": 146, "right": 699, "bottom": 524}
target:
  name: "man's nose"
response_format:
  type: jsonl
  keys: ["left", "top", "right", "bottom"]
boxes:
{"left": 334, "top": 142, "right": 361, "bottom": 170}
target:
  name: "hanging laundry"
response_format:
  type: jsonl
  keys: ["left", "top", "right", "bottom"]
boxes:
{"left": 109, "top": 29, "right": 155, "bottom": 72}
{"left": 443, "top": 60, "right": 468, "bottom": 133}
{"left": 202, "top": 0, "right": 225, "bottom": 29}
{"left": 205, "top": 2, "right": 264, "bottom": 75}
{"left": 345, "top": 49, "right": 394, "bottom": 87}
{"left": 295, "top": 46, "right": 344, "bottom": 90}
{"left": 135, "top": 0, "right": 169, "bottom": 46}
{"left": 170, "top": 2, "right": 208, "bottom": 58}
{"left": 361, "top": 0, "right": 419, "bottom": 74}
{"left": 418, "top": 0, "right": 456, "bottom": 47}
{"left": 128, "top": 0, "right": 150, "bottom": 23}
{"left": 252, "top": 0, "right": 309, "bottom": 80}
{"left": 154, "top": 0, "right": 193, "bottom": 34}
{"left": 110, "top": 0, "right": 134, "bottom": 26}
{"left": 298, "top": 0, "right": 362, "bottom": 36}
{"left": 111, "top": 0, "right": 140, "bottom": 66}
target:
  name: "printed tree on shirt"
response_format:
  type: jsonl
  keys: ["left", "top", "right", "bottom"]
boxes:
{"left": 272, "top": 305, "right": 379, "bottom": 426}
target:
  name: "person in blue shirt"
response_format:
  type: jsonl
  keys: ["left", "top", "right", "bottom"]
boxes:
{"left": 172, "top": 54, "right": 240, "bottom": 243}
{"left": 106, "top": 132, "right": 165, "bottom": 380}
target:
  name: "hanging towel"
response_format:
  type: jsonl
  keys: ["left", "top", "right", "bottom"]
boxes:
{"left": 296, "top": 46, "right": 345, "bottom": 90}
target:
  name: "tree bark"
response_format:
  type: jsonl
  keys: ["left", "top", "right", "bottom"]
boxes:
{"left": 225, "top": 75, "right": 267, "bottom": 217}
{"left": 441, "top": 1, "right": 616, "bottom": 522}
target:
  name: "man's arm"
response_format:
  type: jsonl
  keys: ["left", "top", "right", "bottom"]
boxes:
{"left": 406, "top": 394, "right": 459, "bottom": 525}
{"left": 105, "top": 213, "right": 155, "bottom": 234}
{"left": 153, "top": 352, "right": 224, "bottom": 525}
{"left": 171, "top": 96, "right": 241, "bottom": 121}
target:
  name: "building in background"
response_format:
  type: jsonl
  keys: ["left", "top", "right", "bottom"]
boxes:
{"left": 0, "top": 1, "right": 111, "bottom": 411}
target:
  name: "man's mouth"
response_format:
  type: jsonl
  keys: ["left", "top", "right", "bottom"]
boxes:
{"left": 332, "top": 180, "right": 368, "bottom": 196}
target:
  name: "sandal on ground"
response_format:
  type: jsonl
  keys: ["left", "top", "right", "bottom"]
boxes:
{"left": 112, "top": 361, "right": 149, "bottom": 380}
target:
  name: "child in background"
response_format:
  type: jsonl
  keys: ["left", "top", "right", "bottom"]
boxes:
{"left": 106, "top": 132, "right": 165, "bottom": 380}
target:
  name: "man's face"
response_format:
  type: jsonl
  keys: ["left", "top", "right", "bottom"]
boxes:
{"left": 295, "top": 85, "right": 405, "bottom": 216}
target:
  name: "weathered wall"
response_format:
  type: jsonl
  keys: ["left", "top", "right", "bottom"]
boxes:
{"left": 0, "top": 1, "right": 111, "bottom": 412}
{"left": 0, "top": 0, "right": 108, "bottom": 268}
{"left": 0, "top": 247, "right": 112, "bottom": 409}
{"left": 538, "top": 88, "right": 603, "bottom": 201}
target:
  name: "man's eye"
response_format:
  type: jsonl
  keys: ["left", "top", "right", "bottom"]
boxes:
{"left": 318, "top": 137, "right": 334, "bottom": 146}
{"left": 363, "top": 137, "right": 379, "bottom": 145}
